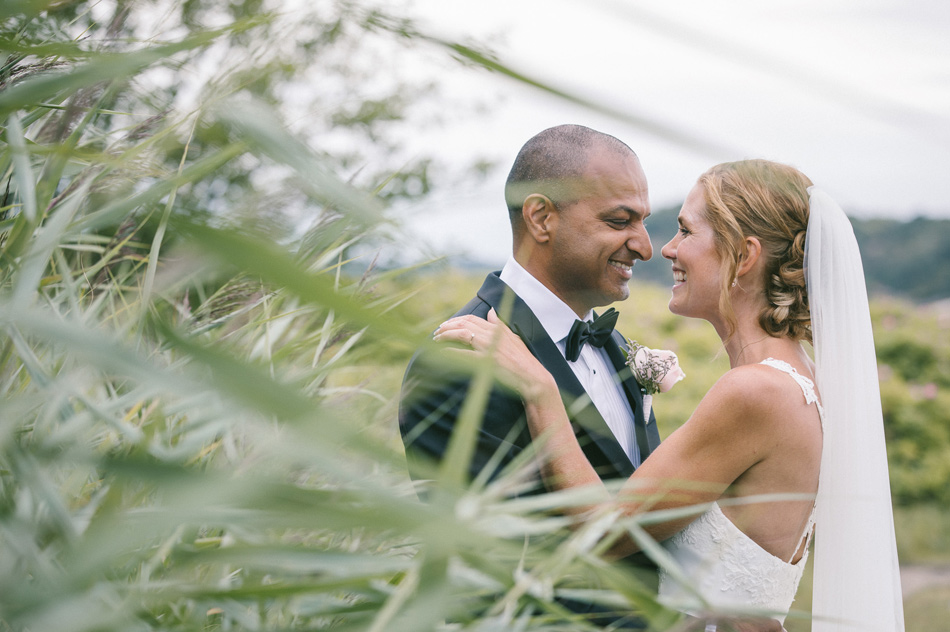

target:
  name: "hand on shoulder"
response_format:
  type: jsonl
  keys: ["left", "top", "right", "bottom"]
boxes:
{"left": 433, "top": 309, "right": 557, "bottom": 404}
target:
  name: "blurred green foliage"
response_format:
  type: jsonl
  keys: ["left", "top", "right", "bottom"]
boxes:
{"left": 2, "top": 2, "right": 946, "bottom": 631}
{"left": 0, "top": 2, "right": 685, "bottom": 631}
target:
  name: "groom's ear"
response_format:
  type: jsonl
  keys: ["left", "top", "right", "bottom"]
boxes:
{"left": 522, "top": 194, "right": 557, "bottom": 244}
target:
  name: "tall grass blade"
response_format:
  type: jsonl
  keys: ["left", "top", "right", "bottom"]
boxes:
{"left": 0, "top": 30, "right": 231, "bottom": 116}
{"left": 10, "top": 180, "right": 88, "bottom": 308}
{"left": 217, "top": 99, "right": 387, "bottom": 227}
{"left": 5, "top": 113, "right": 36, "bottom": 224}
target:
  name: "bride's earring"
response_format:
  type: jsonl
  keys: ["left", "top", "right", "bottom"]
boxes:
{"left": 731, "top": 277, "right": 738, "bottom": 288}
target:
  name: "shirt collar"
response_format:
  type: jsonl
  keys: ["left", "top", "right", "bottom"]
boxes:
{"left": 499, "top": 257, "right": 592, "bottom": 344}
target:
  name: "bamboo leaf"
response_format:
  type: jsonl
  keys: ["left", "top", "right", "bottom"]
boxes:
{"left": 412, "top": 34, "right": 740, "bottom": 159}
{"left": 152, "top": 317, "right": 315, "bottom": 421}
{"left": 216, "top": 98, "right": 387, "bottom": 227}
{"left": 9, "top": 178, "right": 89, "bottom": 308}
{"left": 0, "top": 0, "right": 56, "bottom": 20}
{"left": 173, "top": 218, "right": 419, "bottom": 342}
{"left": 72, "top": 142, "right": 245, "bottom": 233}
{"left": 5, "top": 113, "right": 37, "bottom": 224}
{"left": 0, "top": 30, "right": 230, "bottom": 117}
{"left": 141, "top": 119, "right": 199, "bottom": 310}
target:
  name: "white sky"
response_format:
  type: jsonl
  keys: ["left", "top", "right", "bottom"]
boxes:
{"left": 389, "top": 0, "right": 950, "bottom": 265}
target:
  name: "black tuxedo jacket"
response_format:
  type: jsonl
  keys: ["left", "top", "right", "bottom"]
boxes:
{"left": 398, "top": 272, "right": 663, "bottom": 625}
{"left": 399, "top": 271, "right": 661, "bottom": 491}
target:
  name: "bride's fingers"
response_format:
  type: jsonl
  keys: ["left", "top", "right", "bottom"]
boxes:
{"left": 433, "top": 326, "right": 477, "bottom": 347}
{"left": 431, "top": 314, "right": 549, "bottom": 397}
{"left": 433, "top": 325, "right": 496, "bottom": 351}
{"left": 435, "top": 314, "right": 487, "bottom": 335}
{"left": 434, "top": 312, "right": 528, "bottom": 361}
{"left": 434, "top": 314, "right": 504, "bottom": 346}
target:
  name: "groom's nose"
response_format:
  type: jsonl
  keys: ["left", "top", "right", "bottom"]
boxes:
{"left": 628, "top": 225, "right": 653, "bottom": 262}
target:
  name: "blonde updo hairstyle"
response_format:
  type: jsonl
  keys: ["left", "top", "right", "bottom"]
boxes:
{"left": 698, "top": 160, "right": 814, "bottom": 343}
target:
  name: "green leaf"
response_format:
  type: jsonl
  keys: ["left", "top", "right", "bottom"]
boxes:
{"left": 216, "top": 98, "right": 387, "bottom": 227}
{"left": 153, "top": 317, "right": 315, "bottom": 421}
{"left": 173, "top": 218, "right": 417, "bottom": 341}
{"left": 9, "top": 178, "right": 88, "bottom": 308}
{"left": 0, "top": 31, "right": 226, "bottom": 117}
{"left": 5, "top": 113, "right": 37, "bottom": 224}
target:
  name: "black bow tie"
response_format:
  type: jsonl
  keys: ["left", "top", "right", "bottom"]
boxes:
{"left": 565, "top": 308, "right": 619, "bottom": 362}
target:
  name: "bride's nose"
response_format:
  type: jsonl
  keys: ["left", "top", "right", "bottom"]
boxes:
{"left": 661, "top": 236, "right": 677, "bottom": 260}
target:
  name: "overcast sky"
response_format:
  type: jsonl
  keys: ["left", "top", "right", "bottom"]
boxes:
{"left": 390, "top": 0, "right": 950, "bottom": 265}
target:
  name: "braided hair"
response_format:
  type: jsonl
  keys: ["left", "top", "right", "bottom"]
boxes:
{"left": 699, "top": 160, "right": 814, "bottom": 343}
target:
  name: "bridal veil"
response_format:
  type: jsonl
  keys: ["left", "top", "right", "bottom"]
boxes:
{"left": 805, "top": 187, "right": 905, "bottom": 631}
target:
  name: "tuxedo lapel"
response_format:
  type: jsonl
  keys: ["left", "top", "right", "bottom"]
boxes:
{"left": 476, "top": 274, "right": 635, "bottom": 477}
{"left": 604, "top": 330, "right": 662, "bottom": 460}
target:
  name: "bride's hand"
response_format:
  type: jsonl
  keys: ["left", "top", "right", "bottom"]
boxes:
{"left": 433, "top": 309, "right": 557, "bottom": 405}
{"left": 436, "top": 309, "right": 605, "bottom": 508}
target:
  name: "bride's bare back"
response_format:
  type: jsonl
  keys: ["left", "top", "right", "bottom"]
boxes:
{"left": 724, "top": 360, "right": 822, "bottom": 563}
{"left": 618, "top": 349, "right": 822, "bottom": 562}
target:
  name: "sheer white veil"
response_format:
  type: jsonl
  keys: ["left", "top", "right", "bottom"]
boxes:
{"left": 806, "top": 187, "right": 905, "bottom": 631}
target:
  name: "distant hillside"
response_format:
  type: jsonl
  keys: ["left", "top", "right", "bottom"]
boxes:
{"left": 631, "top": 207, "right": 950, "bottom": 303}
{"left": 853, "top": 217, "right": 950, "bottom": 301}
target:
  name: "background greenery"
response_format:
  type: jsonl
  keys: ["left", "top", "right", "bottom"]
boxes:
{"left": 2, "top": 1, "right": 947, "bottom": 631}
{"left": 595, "top": 204, "right": 950, "bottom": 303}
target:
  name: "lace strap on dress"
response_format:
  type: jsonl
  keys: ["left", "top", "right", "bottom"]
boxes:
{"left": 760, "top": 358, "right": 822, "bottom": 564}
{"left": 786, "top": 504, "right": 818, "bottom": 565}
{"left": 759, "top": 357, "right": 818, "bottom": 406}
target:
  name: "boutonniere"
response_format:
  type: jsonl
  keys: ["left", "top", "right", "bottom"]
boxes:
{"left": 625, "top": 340, "right": 686, "bottom": 423}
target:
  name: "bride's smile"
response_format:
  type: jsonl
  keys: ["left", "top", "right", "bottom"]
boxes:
{"left": 661, "top": 183, "right": 728, "bottom": 323}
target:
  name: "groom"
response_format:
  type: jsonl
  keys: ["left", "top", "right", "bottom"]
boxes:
{"left": 400, "top": 124, "right": 660, "bottom": 490}
{"left": 399, "top": 125, "right": 785, "bottom": 632}
{"left": 399, "top": 124, "right": 659, "bottom": 495}
{"left": 399, "top": 124, "right": 659, "bottom": 626}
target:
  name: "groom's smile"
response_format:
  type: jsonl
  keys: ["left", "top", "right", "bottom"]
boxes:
{"left": 608, "top": 259, "right": 634, "bottom": 279}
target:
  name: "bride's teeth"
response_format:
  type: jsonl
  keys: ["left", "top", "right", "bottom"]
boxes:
{"left": 673, "top": 271, "right": 686, "bottom": 282}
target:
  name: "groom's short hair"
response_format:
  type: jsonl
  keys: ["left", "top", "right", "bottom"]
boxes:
{"left": 504, "top": 124, "right": 635, "bottom": 224}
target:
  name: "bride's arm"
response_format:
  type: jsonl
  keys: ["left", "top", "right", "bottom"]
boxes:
{"left": 434, "top": 310, "right": 770, "bottom": 552}
{"left": 434, "top": 310, "right": 605, "bottom": 498}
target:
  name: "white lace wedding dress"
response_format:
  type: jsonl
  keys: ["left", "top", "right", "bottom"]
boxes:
{"left": 657, "top": 359, "right": 824, "bottom": 624}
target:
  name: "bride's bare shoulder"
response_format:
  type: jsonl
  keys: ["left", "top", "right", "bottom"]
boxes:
{"left": 710, "top": 362, "right": 794, "bottom": 393}
{"left": 702, "top": 363, "right": 811, "bottom": 425}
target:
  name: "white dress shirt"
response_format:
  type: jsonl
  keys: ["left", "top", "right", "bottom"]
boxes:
{"left": 500, "top": 258, "right": 641, "bottom": 467}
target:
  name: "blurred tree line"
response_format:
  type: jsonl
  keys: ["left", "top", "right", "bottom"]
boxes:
{"left": 627, "top": 207, "right": 950, "bottom": 303}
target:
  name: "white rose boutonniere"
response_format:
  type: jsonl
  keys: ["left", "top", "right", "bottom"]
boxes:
{"left": 625, "top": 340, "right": 686, "bottom": 423}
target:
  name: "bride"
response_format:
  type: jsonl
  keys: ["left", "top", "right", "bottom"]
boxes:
{"left": 435, "top": 160, "right": 904, "bottom": 630}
